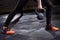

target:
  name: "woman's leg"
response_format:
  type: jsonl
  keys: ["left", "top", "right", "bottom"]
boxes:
{"left": 2, "top": 0, "right": 28, "bottom": 34}
{"left": 4, "top": 0, "right": 28, "bottom": 27}
{"left": 37, "top": 0, "right": 43, "bottom": 9}
{"left": 12, "top": 9, "right": 23, "bottom": 23}
{"left": 34, "top": 0, "right": 45, "bottom": 20}
{"left": 42, "top": 0, "right": 59, "bottom": 31}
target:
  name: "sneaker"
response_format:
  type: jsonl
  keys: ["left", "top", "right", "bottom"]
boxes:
{"left": 2, "top": 27, "right": 15, "bottom": 35}
{"left": 35, "top": 9, "right": 46, "bottom": 20}
{"left": 46, "top": 26, "right": 59, "bottom": 31}
{"left": 6, "top": 29, "right": 15, "bottom": 35}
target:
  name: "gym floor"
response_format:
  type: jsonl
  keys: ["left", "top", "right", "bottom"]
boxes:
{"left": 0, "top": 9, "right": 60, "bottom": 40}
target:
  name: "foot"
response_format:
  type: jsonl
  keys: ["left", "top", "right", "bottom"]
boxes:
{"left": 2, "top": 26, "right": 15, "bottom": 35}
{"left": 46, "top": 26, "right": 59, "bottom": 31}
{"left": 35, "top": 9, "right": 45, "bottom": 20}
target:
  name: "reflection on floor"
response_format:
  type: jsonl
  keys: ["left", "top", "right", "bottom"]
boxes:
{"left": 0, "top": 12, "right": 60, "bottom": 40}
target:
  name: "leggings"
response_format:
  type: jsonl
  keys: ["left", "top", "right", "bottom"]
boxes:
{"left": 4, "top": 0, "right": 53, "bottom": 27}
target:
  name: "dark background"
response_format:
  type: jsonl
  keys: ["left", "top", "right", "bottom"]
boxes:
{"left": 0, "top": 0, "right": 60, "bottom": 13}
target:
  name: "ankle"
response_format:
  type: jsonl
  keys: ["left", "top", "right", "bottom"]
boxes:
{"left": 37, "top": 8, "right": 45, "bottom": 12}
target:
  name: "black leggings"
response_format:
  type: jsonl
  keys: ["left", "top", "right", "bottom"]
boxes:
{"left": 4, "top": 0, "right": 53, "bottom": 27}
{"left": 42, "top": 0, "right": 53, "bottom": 26}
